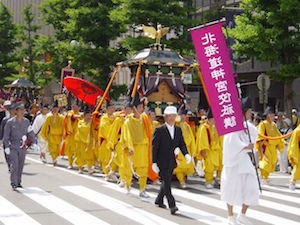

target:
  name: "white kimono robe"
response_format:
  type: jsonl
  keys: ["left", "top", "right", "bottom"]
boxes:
{"left": 221, "top": 121, "right": 260, "bottom": 206}
{"left": 32, "top": 113, "right": 49, "bottom": 153}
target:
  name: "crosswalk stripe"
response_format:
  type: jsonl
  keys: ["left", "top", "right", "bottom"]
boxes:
{"left": 18, "top": 187, "right": 109, "bottom": 225}
{"left": 0, "top": 196, "right": 41, "bottom": 225}
{"left": 261, "top": 184, "right": 300, "bottom": 194}
{"left": 25, "top": 156, "right": 300, "bottom": 224}
{"left": 190, "top": 184, "right": 300, "bottom": 209}
{"left": 171, "top": 187, "right": 300, "bottom": 225}
{"left": 101, "top": 183, "right": 228, "bottom": 225}
{"left": 62, "top": 185, "right": 179, "bottom": 225}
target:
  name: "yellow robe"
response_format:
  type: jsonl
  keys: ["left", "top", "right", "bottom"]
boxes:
{"left": 123, "top": 114, "right": 149, "bottom": 190}
{"left": 197, "top": 122, "right": 222, "bottom": 184}
{"left": 256, "top": 120, "right": 284, "bottom": 179}
{"left": 91, "top": 115, "right": 100, "bottom": 162}
{"left": 74, "top": 119, "right": 93, "bottom": 169}
{"left": 287, "top": 124, "right": 300, "bottom": 181}
{"left": 63, "top": 110, "right": 81, "bottom": 166}
{"left": 173, "top": 121, "right": 196, "bottom": 182}
{"left": 98, "top": 113, "right": 115, "bottom": 174}
{"left": 106, "top": 115, "right": 125, "bottom": 169}
{"left": 118, "top": 114, "right": 133, "bottom": 188}
{"left": 40, "top": 113, "right": 64, "bottom": 161}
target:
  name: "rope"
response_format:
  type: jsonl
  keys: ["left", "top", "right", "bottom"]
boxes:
{"left": 258, "top": 131, "right": 293, "bottom": 140}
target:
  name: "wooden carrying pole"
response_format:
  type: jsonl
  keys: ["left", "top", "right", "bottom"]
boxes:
{"left": 130, "top": 61, "right": 143, "bottom": 98}
{"left": 94, "top": 65, "right": 120, "bottom": 113}
{"left": 196, "top": 64, "right": 210, "bottom": 105}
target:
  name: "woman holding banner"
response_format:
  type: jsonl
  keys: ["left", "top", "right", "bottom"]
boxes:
{"left": 221, "top": 98, "right": 260, "bottom": 225}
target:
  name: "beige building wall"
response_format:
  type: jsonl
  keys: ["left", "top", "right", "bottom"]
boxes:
{"left": 1, "top": 0, "right": 54, "bottom": 36}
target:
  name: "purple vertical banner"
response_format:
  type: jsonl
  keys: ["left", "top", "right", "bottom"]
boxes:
{"left": 189, "top": 22, "right": 244, "bottom": 135}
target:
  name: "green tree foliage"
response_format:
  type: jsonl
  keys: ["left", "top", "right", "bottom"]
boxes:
{"left": 39, "top": 0, "right": 126, "bottom": 91}
{"left": 0, "top": 2, "right": 19, "bottom": 86}
{"left": 113, "top": 0, "right": 200, "bottom": 56}
{"left": 229, "top": 0, "right": 300, "bottom": 80}
{"left": 228, "top": 0, "right": 300, "bottom": 114}
{"left": 18, "top": 4, "right": 41, "bottom": 83}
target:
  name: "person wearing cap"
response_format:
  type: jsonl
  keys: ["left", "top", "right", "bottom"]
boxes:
{"left": 122, "top": 95, "right": 151, "bottom": 197}
{"left": 256, "top": 106, "right": 284, "bottom": 184}
{"left": 63, "top": 103, "right": 81, "bottom": 169}
{"left": 0, "top": 103, "right": 16, "bottom": 171}
{"left": 40, "top": 101, "right": 64, "bottom": 166}
{"left": 0, "top": 100, "right": 12, "bottom": 124}
{"left": 74, "top": 107, "right": 93, "bottom": 174}
{"left": 173, "top": 104, "right": 196, "bottom": 189}
{"left": 31, "top": 104, "right": 50, "bottom": 163}
{"left": 287, "top": 123, "right": 300, "bottom": 190}
{"left": 3, "top": 102, "right": 37, "bottom": 190}
{"left": 98, "top": 102, "right": 118, "bottom": 181}
{"left": 221, "top": 97, "right": 260, "bottom": 225}
{"left": 152, "top": 105, "right": 191, "bottom": 214}
{"left": 278, "top": 118, "right": 292, "bottom": 173}
{"left": 196, "top": 108, "right": 223, "bottom": 189}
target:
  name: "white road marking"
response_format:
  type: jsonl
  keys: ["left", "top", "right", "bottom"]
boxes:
{"left": 18, "top": 187, "right": 109, "bottom": 225}
{"left": 0, "top": 196, "right": 41, "bottom": 225}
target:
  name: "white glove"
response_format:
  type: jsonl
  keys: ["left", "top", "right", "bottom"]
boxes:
{"left": 4, "top": 148, "right": 10, "bottom": 155}
{"left": 31, "top": 143, "right": 39, "bottom": 152}
{"left": 22, "top": 135, "right": 27, "bottom": 142}
{"left": 174, "top": 147, "right": 180, "bottom": 155}
{"left": 185, "top": 154, "right": 192, "bottom": 164}
{"left": 152, "top": 163, "right": 160, "bottom": 174}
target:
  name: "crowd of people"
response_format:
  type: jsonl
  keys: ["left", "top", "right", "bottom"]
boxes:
{"left": 0, "top": 97, "right": 299, "bottom": 224}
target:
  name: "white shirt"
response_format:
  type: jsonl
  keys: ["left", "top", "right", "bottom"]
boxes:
{"left": 165, "top": 122, "right": 175, "bottom": 139}
{"left": 32, "top": 113, "right": 49, "bottom": 135}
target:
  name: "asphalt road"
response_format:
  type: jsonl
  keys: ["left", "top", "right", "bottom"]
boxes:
{"left": 0, "top": 149, "right": 299, "bottom": 225}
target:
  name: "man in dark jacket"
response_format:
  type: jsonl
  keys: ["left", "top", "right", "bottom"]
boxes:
{"left": 152, "top": 105, "right": 191, "bottom": 215}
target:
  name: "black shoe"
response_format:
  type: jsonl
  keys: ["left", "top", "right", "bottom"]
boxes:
{"left": 11, "top": 185, "right": 17, "bottom": 191}
{"left": 155, "top": 199, "right": 167, "bottom": 209}
{"left": 155, "top": 202, "right": 167, "bottom": 208}
{"left": 170, "top": 206, "right": 178, "bottom": 215}
{"left": 17, "top": 184, "right": 23, "bottom": 188}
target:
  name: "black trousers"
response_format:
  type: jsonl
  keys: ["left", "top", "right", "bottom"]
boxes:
{"left": 155, "top": 167, "right": 176, "bottom": 208}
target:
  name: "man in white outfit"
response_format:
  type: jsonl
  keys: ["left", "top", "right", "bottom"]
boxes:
{"left": 221, "top": 97, "right": 260, "bottom": 225}
{"left": 32, "top": 104, "right": 50, "bottom": 163}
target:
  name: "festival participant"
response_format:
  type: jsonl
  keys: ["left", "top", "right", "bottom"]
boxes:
{"left": 122, "top": 95, "right": 150, "bottom": 197}
{"left": 256, "top": 107, "right": 284, "bottom": 184}
{"left": 32, "top": 104, "right": 50, "bottom": 163}
{"left": 197, "top": 108, "right": 223, "bottom": 188}
{"left": 0, "top": 103, "right": 16, "bottom": 171}
{"left": 287, "top": 123, "right": 300, "bottom": 190}
{"left": 152, "top": 105, "right": 191, "bottom": 215}
{"left": 74, "top": 107, "right": 93, "bottom": 174}
{"left": 3, "top": 102, "right": 37, "bottom": 190}
{"left": 106, "top": 102, "right": 133, "bottom": 187}
{"left": 278, "top": 118, "right": 292, "bottom": 173}
{"left": 98, "top": 102, "right": 117, "bottom": 181}
{"left": 173, "top": 105, "right": 196, "bottom": 188}
{"left": 40, "top": 101, "right": 64, "bottom": 166}
{"left": 147, "top": 109, "right": 160, "bottom": 130}
{"left": 221, "top": 97, "right": 260, "bottom": 225}
{"left": 63, "top": 103, "right": 81, "bottom": 169}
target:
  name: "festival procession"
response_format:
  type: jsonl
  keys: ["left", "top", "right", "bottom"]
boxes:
{"left": 0, "top": 1, "right": 300, "bottom": 225}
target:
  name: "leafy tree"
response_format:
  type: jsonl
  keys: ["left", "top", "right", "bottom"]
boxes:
{"left": 39, "top": 0, "right": 126, "bottom": 91}
{"left": 228, "top": 0, "right": 300, "bottom": 116}
{"left": 18, "top": 4, "right": 41, "bottom": 83}
{"left": 113, "top": 0, "right": 200, "bottom": 56}
{"left": 0, "top": 2, "right": 19, "bottom": 86}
